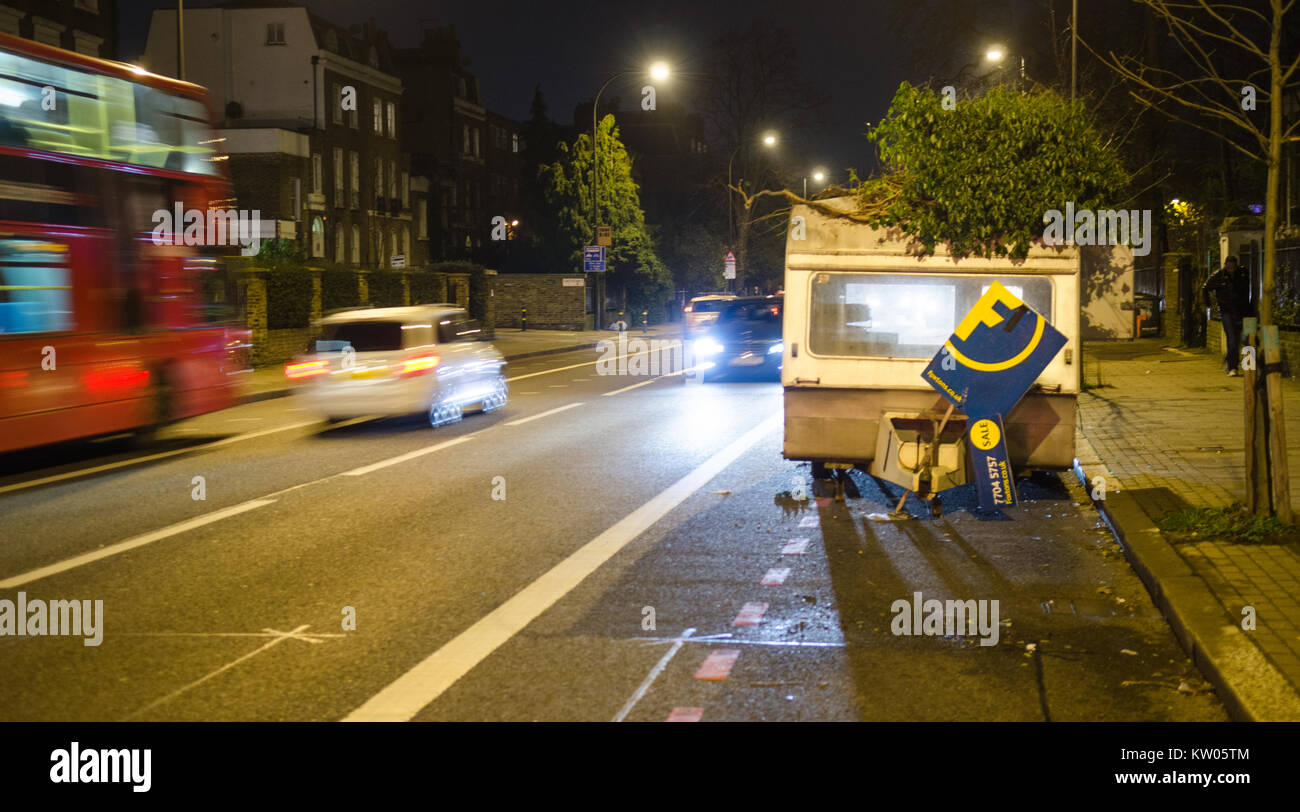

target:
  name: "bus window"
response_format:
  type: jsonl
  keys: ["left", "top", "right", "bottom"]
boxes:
{"left": 0, "top": 237, "right": 72, "bottom": 333}
{"left": 808, "top": 272, "right": 1052, "bottom": 359}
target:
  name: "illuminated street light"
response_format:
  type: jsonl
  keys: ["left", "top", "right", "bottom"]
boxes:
{"left": 985, "top": 46, "right": 1005, "bottom": 62}
{"left": 762, "top": 131, "right": 778, "bottom": 147}
{"left": 650, "top": 61, "right": 670, "bottom": 81}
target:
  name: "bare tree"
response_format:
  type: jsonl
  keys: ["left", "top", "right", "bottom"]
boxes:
{"left": 1094, "top": 0, "right": 1296, "bottom": 521}
{"left": 698, "top": 19, "right": 826, "bottom": 290}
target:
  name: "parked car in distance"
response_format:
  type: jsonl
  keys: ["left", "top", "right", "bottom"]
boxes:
{"left": 693, "top": 295, "right": 783, "bottom": 381}
{"left": 285, "top": 305, "right": 507, "bottom": 427}
{"left": 684, "top": 293, "right": 737, "bottom": 334}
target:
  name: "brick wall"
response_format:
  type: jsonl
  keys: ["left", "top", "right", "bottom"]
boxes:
{"left": 264, "top": 328, "right": 312, "bottom": 366}
{"left": 1207, "top": 321, "right": 1299, "bottom": 377}
{"left": 491, "top": 274, "right": 587, "bottom": 330}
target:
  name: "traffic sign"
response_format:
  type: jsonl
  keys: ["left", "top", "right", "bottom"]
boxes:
{"left": 724, "top": 250, "right": 736, "bottom": 280}
{"left": 921, "top": 281, "right": 1067, "bottom": 419}
{"left": 597, "top": 225, "right": 611, "bottom": 246}
{"left": 583, "top": 245, "right": 606, "bottom": 272}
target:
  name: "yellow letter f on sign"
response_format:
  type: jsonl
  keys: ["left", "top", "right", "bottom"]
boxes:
{"left": 954, "top": 281, "right": 1024, "bottom": 341}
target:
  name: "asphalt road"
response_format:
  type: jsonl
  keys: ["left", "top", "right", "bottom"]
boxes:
{"left": 0, "top": 346, "right": 1227, "bottom": 721}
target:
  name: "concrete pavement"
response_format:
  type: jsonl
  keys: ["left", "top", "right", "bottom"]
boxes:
{"left": 1074, "top": 338, "right": 1300, "bottom": 720}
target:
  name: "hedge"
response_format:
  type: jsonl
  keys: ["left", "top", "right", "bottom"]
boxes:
{"left": 408, "top": 271, "right": 445, "bottom": 305}
{"left": 320, "top": 269, "right": 360, "bottom": 313}
{"left": 265, "top": 268, "right": 312, "bottom": 329}
{"left": 368, "top": 272, "right": 406, "bottom": 308}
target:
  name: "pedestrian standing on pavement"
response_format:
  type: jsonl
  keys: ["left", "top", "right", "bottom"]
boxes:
{"left": 1202, "top": 255, "right": 1254, "bottom": 376}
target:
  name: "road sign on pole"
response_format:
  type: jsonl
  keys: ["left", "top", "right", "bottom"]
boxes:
{"left": 584, "top": 245, "right": 606, "bottom": 272}
{"left": 724, "top": 250, "right": 736, "bottom": 280}
{"left": 596, "top": 225, "right": 611, "bottom": 246}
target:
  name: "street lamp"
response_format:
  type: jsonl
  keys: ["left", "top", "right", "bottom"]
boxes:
{"left": 985, "top": 43, "right": 1025, "bottom": 81}
{"left": 591, "top": 61, "right": 670, "bottom": 327}
{"left": 804, "top": 169, "right": 826, "bottom": 199}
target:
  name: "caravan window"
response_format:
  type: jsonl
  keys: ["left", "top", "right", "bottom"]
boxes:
{"left": 808, "top": 272, "right": 1052, "bottom": 359}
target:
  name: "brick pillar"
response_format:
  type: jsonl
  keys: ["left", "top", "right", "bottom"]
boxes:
{"left": 401, "top": 274, "right": 411, "bottom": 306}
{"left": 357, "top": 269, "right": 369, "bottom": 305}
{"left": 310, "top": 270, "right": 322, "bottom": 323}
{"left": 241, "top": 270, "right": 268, "bottom": 366}
{"left": 1163, "top": 251, "right": 1190, "bottom": 345}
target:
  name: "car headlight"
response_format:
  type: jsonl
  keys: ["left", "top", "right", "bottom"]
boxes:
{"left": 768, "top": 342, "right": 783, "bottom": 355}
{"left": 694, "top": 338, "right": 724, "bottom": 356}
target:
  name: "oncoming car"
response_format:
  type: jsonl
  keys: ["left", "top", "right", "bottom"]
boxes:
{"left": 693, "top": 295, "right": 783, "bottom": 381}
{"left": 284, "top": 305, "right": 507, "bottom": 427}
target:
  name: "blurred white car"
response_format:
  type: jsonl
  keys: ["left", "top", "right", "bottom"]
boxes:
{"left": 285, "top": 305, "right": 507, "bottom": 427}
{"left": 683, "top": 294, "right": 736, "bottom": 334}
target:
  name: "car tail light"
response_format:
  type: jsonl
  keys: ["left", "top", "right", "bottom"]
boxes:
{"left": 684, "top": 304, "right": 694, "bottom": 313}
{"left": 285, "top": 360, "right": 328, "bottom": 379}
{"left": 395, "top": 354, "right": 440, "bottom": 376}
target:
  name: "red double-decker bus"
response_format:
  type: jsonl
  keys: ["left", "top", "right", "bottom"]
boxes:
{"left": 0, "top": 32, "right": 247, "bottom": 454}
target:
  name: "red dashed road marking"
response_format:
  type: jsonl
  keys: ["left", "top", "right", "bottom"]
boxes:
{"left": 694, "top": 650, "right": 740, "bottom": 680}
{"left": 732, "top": 601, "right": 769, "bottom": 626}
{"left": 666, "top": 707, "right": 704, "bottom": 722}
{"left": 782, "top": 538, "right": 809, "bottom": 555}
{"left": 761, "top": 567, "right": 790, "bottom": 586}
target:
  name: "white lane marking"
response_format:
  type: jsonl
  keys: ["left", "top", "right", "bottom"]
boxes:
{"left": 601, "top": 365, "right": 704, "bottom": 397}
{"left": 0, "top": 500, "right": 277, "bottom": 589}
{"left": 0, "top": 421, "right": 319, "bottom": 496}
{"left": 2, "top": 430, "right": 479, "bottom": 585}
{"left": 603, "top": 378, "right": 658, "bottom": 397}
{"left": 503, "top": 402, "right": 584, "bottom": 427}
{"left": 342, "top": 435, "right": 475, "bottom": 477}
{"left": 123, "top": 625, "right": 315, "bottom": 720}
{"left": 504, "top": 344, "right": 665, "bottom": 383}
{"left": 343, "top": 411, "right": 781, "bottom": 722}
{"left": 613, "top": 627, "right": 696, "bottom": 722}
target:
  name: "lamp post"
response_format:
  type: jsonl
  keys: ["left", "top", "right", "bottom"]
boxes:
{"left": 727, "top": 130, "right": 778, "bottom": 289}
{"left": 804, "top": 169, "right": 825, "bottom": 200}
{"left": 591, "top": 61, "right": 668, "bottom": 327}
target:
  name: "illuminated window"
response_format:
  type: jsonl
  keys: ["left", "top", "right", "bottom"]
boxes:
{"left": 0, "top": 238, "right": 72, "bottom": 333}
{"left": 807, "top": 272, "right": 1052, "bottom": 359}
{"left": 386, "top": 102, "right": 395, "bottom": 138}
{"left": 334, "top": 224, "right": 345, "bottom": 263}
{"left": 310, "top": 217, "right": 324, "bottom": 258}
{"left": 266, "top": 23, "right": 285, "bottom": 45}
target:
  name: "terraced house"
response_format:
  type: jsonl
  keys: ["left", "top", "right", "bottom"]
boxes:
{"left": 142, "top": 1, "right": 424, "bottom": 268}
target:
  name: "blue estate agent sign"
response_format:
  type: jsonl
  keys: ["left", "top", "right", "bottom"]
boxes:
{"left": 921, "top": 281, "right": 1067, "bottom": 420}
{"left": 583, "top": 245, "right": 606, "bottom": 272}
{"left": 967, "top": 413, "right": 1017, "bottom": 509}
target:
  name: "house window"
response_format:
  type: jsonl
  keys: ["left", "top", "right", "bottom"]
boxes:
{"left": 462, "top": 125, "right": 470, "bottom": 155}
{"left": 372, "top": 98, "right": 382, "bottom": 134}
{"left": 472, "top": 128, "right": 480, "bottom": 157}
{"left": 311, "top": 153, "right": 322, "bottom": 194}
{"left": 349, "top": 152, "right": 360, "bottom": 208}
{"left": 417, "top": 200, "right": 427, "bottom": 239}
{"left": 335, "top": 224, "right": 345, "bottom": 263}
{"left": 266, "top": 22, "right": 285, "bottom": 45}
{"left": 512, "top": 133, "right": 519, "bottom": 153}
{"left": 386, "top": 102, "right": 396, "bottom": 138}
{"left": 351, "top": 225, "right": 360, "bottom": 263}
{"left": 388, "top": 159, "right": 397, "bottom": 201}
{"left": 332, "top": 148, "right": 344, "bottom": 202}
{"left": 289, "top": 177, "right": 301, "bottom": 221}
{"left": 310, "top": 217, "right": 324, "bottom": 258}
{"left": 401, "top": 172, "right": 409, "bottom": 207}
{"left": 374, "top": 158, "right": 383, "bottom": 206}
{"left": 331, "top": 83, "right": 342, "bottom": 125}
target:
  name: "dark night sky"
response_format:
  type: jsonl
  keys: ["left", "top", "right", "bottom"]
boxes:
{"left": 117, "top": 1, "right": 1024, "bottom": 182}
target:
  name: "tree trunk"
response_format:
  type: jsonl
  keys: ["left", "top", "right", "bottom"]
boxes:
{"left": 736, "top": 201, "right": 752, "bottom": 293}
